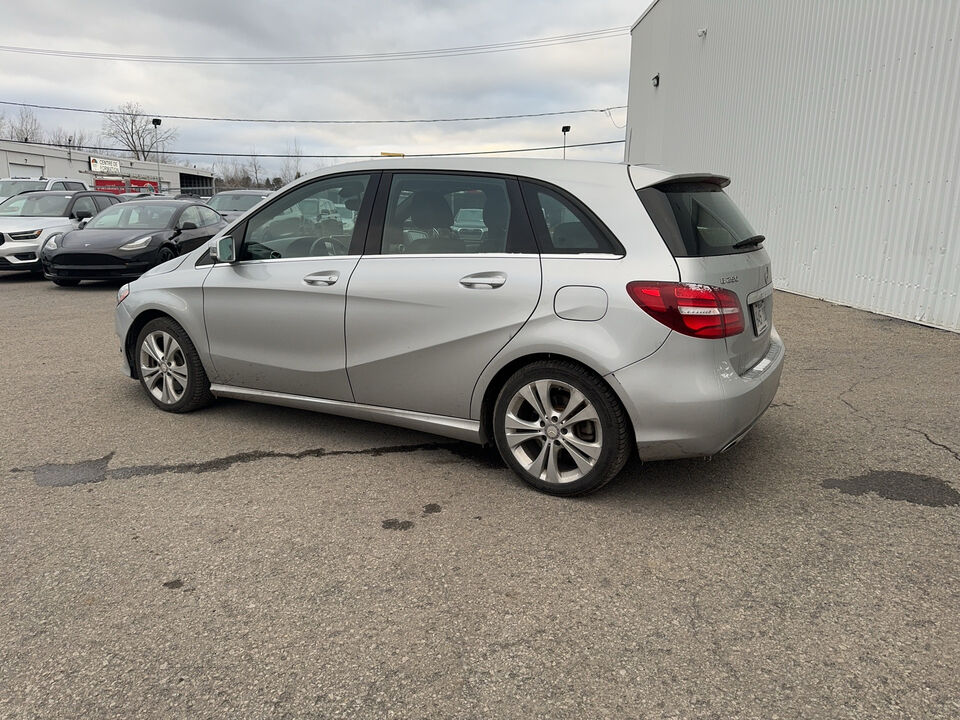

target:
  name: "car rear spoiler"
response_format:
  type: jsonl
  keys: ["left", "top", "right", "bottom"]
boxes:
{"left": 629, "top": 167, "right": 731, "bottom": 190}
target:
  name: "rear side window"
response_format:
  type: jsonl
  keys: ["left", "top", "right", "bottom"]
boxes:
{"left": 65, "top": 182, "right": 86, "bottom": 191}
{"left": 520, "top": 182, "right": 621, "bottom": 255}
{"left": 637, "top": 182, "right": 760, "bottom": 257}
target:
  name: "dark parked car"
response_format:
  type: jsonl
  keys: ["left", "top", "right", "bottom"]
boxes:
{"left": 40, "top": 200, "right": 225, "bottom": 286}
{"left": 0, "top": 190, "right": 120, "bottom": 274}
{"left": 206, "top": 190, "right": 271, "bottom": 222}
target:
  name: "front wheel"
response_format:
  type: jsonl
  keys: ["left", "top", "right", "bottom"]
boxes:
{"left": 135, "top": 317, "right": 212, "bottom": 413}
{"left": 156, "top": 246, "right": 177, "bottom": 265}
{"left": 492, "top": 360, "right": 631, "bottom": 496}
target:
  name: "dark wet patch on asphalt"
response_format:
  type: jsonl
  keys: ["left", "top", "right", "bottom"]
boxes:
{"left": 382, "top": 519, "right": 415, "bottom": 531}
{"left": 15, "top": 442, "right": 487, "bottom": 488}
{"left": 32, "top": 452, "right": 115, "bottom": 487}
{"left": 162, "top": 579, "right": 184, "bottom": 589}
{"left": 822, "top": 470, "right": 960, "bottom": 507}
{"left": 423, "top": 503, "right": 442, "bottom": 514}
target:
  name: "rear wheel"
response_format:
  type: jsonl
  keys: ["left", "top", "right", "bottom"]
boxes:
{"left": 492, "top": 360, "right": 631, "bottom": 496}
{"left": 52, "top": 278, "right": 80, "bottom": 287}
{"left": 135, "top": 317, "right": 212, "bottom": 413}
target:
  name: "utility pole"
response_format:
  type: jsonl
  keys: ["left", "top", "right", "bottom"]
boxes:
{"left": 152, "top": 118, "right": 162, "bottom": 193}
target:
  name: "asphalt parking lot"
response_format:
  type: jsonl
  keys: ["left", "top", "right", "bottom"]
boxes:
{"left": 1, "top": 273, "right": 958, "bottom": 719}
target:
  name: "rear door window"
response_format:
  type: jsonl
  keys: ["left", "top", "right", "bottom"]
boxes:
{"left": 379, "top": 173, "right": 535, "bottom": 254}
{"left": 520, "top": 182, "right": 621, "bottom": 255}
{"left": 637, "top": 182, "right": 760, "bottom": 257}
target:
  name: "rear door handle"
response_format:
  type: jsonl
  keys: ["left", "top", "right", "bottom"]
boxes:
{"left": 459, "top": 272, "right": 506, "bottom": 289}
{"left": 303, "top": 270, "right": 340, "bottom": 286}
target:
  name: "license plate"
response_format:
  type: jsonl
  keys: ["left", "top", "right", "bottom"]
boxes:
{"left": 750, "top": 298, "right": 769, "bottom": 336}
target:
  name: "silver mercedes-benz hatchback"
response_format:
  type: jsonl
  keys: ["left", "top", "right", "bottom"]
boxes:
{"left": 115, "top": 158, "right": 783, "bottom": 495}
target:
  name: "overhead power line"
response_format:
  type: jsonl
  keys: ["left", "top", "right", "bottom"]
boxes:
{"left": 0, "top": 137, "right": 624, "bottom": 159}
{"left": 0, "top": 27, "right": 630, "bottom": 66}
{"left": 0, "top": 99, "right": 627, "bottom": 126}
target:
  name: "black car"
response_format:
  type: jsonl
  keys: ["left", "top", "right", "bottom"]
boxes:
{"left": 41, "top": 200, "right": 226, "bottom": 286}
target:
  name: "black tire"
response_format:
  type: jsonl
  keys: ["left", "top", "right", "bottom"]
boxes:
{"left": 52, "top": 278, "right": 81, "bottom": 287}
{"left": 135, "top": 317, "right": 212, "bottom": 413}
{"left": 492, "top": 359, "right": 632, "bottom": 496}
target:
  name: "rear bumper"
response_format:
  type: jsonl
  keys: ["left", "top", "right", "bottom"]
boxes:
{"left": 608, "top": 328, "right": 785, "bottom": 460}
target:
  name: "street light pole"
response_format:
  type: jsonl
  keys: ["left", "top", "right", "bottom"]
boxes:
{"left": 561, "top": 125, "right": 571, "bottom": 159}
{"left": 152, "top": 118, "right": 162, "bottom": 193}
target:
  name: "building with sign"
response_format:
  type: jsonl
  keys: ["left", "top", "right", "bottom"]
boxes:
{"left": 0, "top": 139, "right": 215, "bottom": 195}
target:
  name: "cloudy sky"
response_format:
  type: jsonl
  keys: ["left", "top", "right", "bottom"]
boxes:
{"left": 0, "top": 0, "right": 651, "bottom": 178}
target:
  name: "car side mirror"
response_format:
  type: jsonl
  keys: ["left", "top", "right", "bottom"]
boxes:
{"left": 179, "top": 221, "right": 198, "bottom": 231}
{"left": 78, "top": 218, "right": 91, "bottom": 229}
{"left": 74, "top": 209, "right": 93, "bottom": 220}
{"left": 211, "top": 235, "right": 237, "bottom": 263}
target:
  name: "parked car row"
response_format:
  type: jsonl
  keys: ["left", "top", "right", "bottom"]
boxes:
{"left": 1, "top": 160, "right": 784, "bottom": 495}
{"left": 0, "top": 189, "right": 226, "bottom": 284}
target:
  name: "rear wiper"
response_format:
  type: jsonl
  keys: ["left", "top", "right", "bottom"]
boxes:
{"left": 732, "top": 234, "right": 765, "bottom": 250}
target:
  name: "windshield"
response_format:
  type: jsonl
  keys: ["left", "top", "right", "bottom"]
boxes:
{"left": 0, "top": 194, "right": 71, "bottom": 217}
{"left": 208, "top": 193, "right": 265, "bottom": 212}
{"left": 0, "top": 180, "right": 45, "bottom": 197}
{"left": 455, "top": 208, "right": 483, "bottom": 224}
{"left": 86, "top": 203, "right": 177, "bottom": 230}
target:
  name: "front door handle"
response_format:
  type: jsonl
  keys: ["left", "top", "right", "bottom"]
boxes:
{"left": 459, "top": 272, "right": 506, "bottom": 289}
{"left": 303, "top": 270, "right": 340, "bottom": 286}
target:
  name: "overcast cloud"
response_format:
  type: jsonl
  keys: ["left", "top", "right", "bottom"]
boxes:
{"left": 0, "top": 0, "right": 648, "bottom": 177}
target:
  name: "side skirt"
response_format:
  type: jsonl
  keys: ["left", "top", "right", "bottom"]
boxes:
{"left": 209, "top": 384, "right": 482, "bottom": 444}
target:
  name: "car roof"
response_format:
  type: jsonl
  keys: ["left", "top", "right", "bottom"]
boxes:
{"left": 212, "top": 189, "right": 271, "bottom": 195}
{"left": 119, "top": 199, "right": 193, "bottom": 207}
{"left": 291, "top": 157, "right": 693, "bottom": 191}
{"left": 13, "top": 189, "right": 111, "bottom": 197}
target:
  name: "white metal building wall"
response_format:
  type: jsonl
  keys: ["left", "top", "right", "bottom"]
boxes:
{"left": 625, "top": 0, "right": 960, "bottom": 332}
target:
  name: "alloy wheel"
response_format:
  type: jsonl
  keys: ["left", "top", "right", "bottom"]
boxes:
{"left": 503, "top": 379, "right": 603, "bottom": 484}
{"left": 139, "top": 331, "right": 188, "bottom": 405}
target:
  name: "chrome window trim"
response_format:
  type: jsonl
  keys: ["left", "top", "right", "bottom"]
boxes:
{"left": 209, "top": 254, "right": 362, "bottom": 267}
{"left": 539, "top": 253, "right": 625, "bottom": 260}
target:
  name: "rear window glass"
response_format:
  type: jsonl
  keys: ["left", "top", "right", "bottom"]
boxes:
{"left": 638, "top": 182, "right": 760, "bottom": 257}
{"left": 520, "top": 182, "right": 621, "bottom": 255}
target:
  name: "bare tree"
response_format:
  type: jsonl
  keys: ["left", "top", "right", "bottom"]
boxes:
{"left": 246, "top": 149, "right": 264, "bottom": 187}
{"left": 48, "top": 127, "right": 92, "bottom": 149}
{"left": 10, "top": 106, "right": 44, "bottom": 143}
{"left": 102, "top": 102, "right": 177, "bottom": 160}
{"left": 215, "top": 158, "right": 252, "bottom": 189}
{"left": 279, "top": 137, "right": 303, "bottom": 185}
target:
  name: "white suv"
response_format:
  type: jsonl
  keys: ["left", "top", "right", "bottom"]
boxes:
{"left": 0, "top": 177, "right": 89, "bottom": 204}
{"left": 0, "top": 190, "right": 119, "bottom": 273}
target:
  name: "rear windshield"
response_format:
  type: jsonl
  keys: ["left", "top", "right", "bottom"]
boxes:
{"left": 637, "top": 182, "right": 760, "bottom": 257}
{"left": 0, "top": 180, "right": 45, "bottom": 196}
{"left": 208, "top": 193, "right": 265, "bottom": 212}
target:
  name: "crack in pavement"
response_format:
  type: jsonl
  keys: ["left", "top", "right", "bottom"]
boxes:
{"left": 13, "top": 442, "right": 456, "bottom": 487}
{"left": 905, "top": 428, "right": 960, "bottom": 464}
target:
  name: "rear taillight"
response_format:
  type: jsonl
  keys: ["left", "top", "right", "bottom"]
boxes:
{"left": 626, "top": 281, "right": 745, "bottom": 339}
